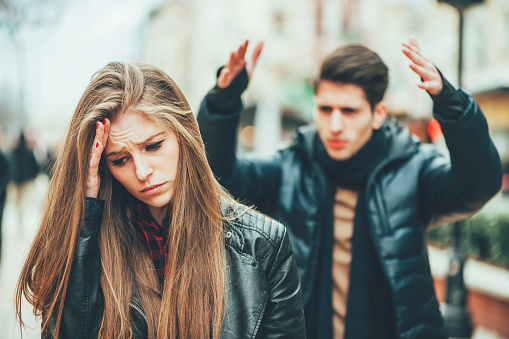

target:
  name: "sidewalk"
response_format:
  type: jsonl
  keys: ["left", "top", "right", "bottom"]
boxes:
{"left": 0, "top": 175, "right": 47, "bottom": 338}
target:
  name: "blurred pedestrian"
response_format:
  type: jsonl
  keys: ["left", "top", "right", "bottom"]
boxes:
{"left": 41, "top": 147, "right": 58, "bottom": 180}
{"left": 197, "top": 37, "right": 503, "bottom": 339}
{"left": 10, "top": 131, "right": 40, "bottom": 226}
{"left": 0, "top": 148, "right": 9, "bottom": 265}
{"left": 15, "top": 61, "right": 305, "bottom": 338}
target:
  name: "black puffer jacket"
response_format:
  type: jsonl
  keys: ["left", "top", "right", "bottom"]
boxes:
{"left": 197, "top": 89, "right": 502, "bottom": 339}
{"left": 46, "top": 198, "right": 306, "bottom": 339}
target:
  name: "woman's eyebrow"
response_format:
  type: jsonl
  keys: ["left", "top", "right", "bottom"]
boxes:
{"left": 105, "top": 132, "right": 165, "bottom": 158}
{"left": 134, "top": 132, "right": 165, "bottom": 146}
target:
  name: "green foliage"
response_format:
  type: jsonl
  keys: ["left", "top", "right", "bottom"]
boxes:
{"left": 427, "top": 212, "right": 509, "bottom": 270}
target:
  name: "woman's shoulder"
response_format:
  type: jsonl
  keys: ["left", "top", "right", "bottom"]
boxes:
{"left": 222, "top": 201, "right": 287, "bottom": 263}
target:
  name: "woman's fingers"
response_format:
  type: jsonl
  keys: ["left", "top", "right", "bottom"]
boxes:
{"left": 85, "top": 119, "right": 109, "bottom": 198}
{"left": 87, "top": 140, "right": 102, "bottom": 182}
{"left": 95, "top": 120, "right": 104, "bottom": 146}
{"left": 102, "top": 118, "right": 110, "bottom": 147}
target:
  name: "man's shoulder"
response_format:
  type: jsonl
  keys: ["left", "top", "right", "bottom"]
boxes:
{"left": 383, "top": 119, "right": 438, "bottom": 158}
{"left": 276, "top": 124, "right": 317, "bottom": 161}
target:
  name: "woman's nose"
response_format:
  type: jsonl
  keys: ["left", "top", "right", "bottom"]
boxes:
{"left": 134, "top": 156, "right": 154, "bottom": 181}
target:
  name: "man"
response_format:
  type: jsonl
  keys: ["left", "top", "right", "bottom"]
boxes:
{"left": 11, "top": 132, "right": 39, "bottom": 228}
{"left": 197, "top": 38, "right": 502, "bottom": 338}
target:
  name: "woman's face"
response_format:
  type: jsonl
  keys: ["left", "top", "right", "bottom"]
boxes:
{"left": 104, "top": 110, "right": 179, "bottom": 221}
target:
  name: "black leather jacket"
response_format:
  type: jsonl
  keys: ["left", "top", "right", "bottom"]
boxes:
{"left": 47, "top": 199, "right": 306, "bottom": 338}
{"left": 197, "top": 89, "right": 502, "bottom": 339}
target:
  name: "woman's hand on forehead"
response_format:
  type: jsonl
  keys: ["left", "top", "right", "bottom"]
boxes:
{"left": 85, "top": 118, "right": 111, "bottom": 198}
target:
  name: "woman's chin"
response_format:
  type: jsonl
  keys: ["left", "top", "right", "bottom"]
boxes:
{"left": 142, "top": 192, "right": 172, "bottom": 210}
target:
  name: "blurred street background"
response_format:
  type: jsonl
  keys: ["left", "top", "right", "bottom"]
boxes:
{"left": 0, "top": 0, "right": 508, "bottom": 338}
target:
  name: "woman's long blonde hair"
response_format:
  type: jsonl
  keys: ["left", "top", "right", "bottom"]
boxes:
{"left": 15, "top": 61, "right": 227, "bottom": 338}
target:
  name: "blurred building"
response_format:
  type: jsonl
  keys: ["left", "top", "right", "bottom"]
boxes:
{"left": 354, "top": 0, "right": 509, "bottom": 158}
{"left": 143, "top": 0, "right": 509, "bottom": 157}
{"left": 143, "top": 0, "right": 320, "bottom": 154}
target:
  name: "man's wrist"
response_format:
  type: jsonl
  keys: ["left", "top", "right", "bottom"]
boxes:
{"left": 430, "top": 69, "right": 466, "bottom": 119}
{"left": 207, "top": 67, "right": 249, "bottom": 114}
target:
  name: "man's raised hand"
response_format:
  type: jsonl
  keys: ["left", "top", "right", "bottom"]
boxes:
{"left": 217, "top": 40, "right": 264, "bottom": 89}
{"left": 402, "top": 36, "right": 443, "bottom": 95}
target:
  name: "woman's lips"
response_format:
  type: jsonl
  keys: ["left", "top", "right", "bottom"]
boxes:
{"left": 141, "top": 183, "right": 165, "bottom": 196}
{"left": 328, "top": 139, "right": 347, "bottom": 150}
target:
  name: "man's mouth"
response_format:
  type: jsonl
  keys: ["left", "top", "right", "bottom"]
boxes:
{"left": 328, "top": 139, "right": 347, "bottom": 150}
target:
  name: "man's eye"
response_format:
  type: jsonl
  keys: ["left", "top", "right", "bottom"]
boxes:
{"left": 112, "top": 157, "right": 127, "bottom": 167}
{"left": 319, "top": 106, "right": 332, "bottom": 113}
{"left": 146, "top": 140, "right": 163, "bottom": 151}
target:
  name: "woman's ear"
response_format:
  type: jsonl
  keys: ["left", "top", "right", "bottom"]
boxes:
{"left": 372, "top": 101, "right": 387, "bottom": 130}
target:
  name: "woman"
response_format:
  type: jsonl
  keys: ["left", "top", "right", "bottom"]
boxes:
{"left": 15, "top": 61, "right": 305, "bottom": 338}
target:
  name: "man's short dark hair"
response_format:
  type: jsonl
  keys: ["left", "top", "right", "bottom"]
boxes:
{"left": 314, "top": 44, "right": 389, "bottom": 110}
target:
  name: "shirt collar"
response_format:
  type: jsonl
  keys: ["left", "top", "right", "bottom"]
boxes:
{"left": 135, "top": 201, "right": 167, "bottom": 238}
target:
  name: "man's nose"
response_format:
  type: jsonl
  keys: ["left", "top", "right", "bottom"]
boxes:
{"left": 330, "top": 110, "right": 343, "bottom": 133}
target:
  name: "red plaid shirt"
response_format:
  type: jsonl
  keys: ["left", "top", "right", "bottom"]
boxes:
{"left": 135, "top": 201, "right": 168, "bottom": 285}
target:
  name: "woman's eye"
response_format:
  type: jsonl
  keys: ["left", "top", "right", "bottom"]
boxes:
{"left": 146, "top": 140, "right": 163, "bottom": 151}
{"left": 112, "top": 157, "right": 128, "bottom": 167}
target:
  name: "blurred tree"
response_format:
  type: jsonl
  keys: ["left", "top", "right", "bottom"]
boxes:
{"left": 0, "top": 0, "right": 68, "bottom": 129}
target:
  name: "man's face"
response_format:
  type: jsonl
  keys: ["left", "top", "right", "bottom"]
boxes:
{"left": 314, "top": 80, "right": 386, "bottom": 161}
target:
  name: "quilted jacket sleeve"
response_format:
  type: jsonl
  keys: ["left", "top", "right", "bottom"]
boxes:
{"left": 197, "top": 95, "right": 282, "bottom": 215}
{"left": 421, "top": 89, "right": 502, "bottom": 227}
